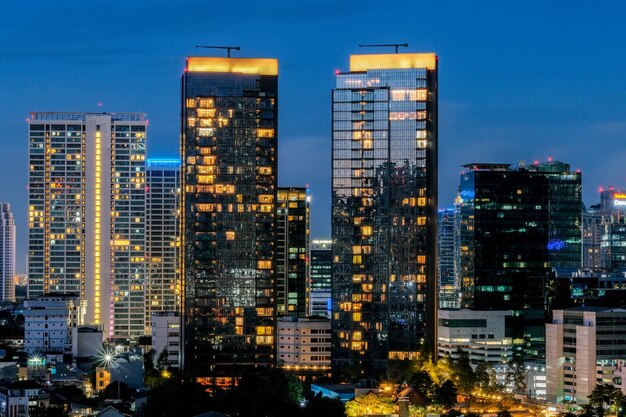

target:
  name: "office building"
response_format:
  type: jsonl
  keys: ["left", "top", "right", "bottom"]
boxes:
{"left": 24, "top": 293, "right": 83, "bottom": 354}
{"left": 145, "top": 159, "right": 181, "bottom": 332}
{"left": 277, "top": 316, "right": 331, "bottom": 370}
{"left": 458, "top": 160, "right": 582, "bottom": 359}
{"left": 599, "top": 188, "right": 626, "bottom": 270}
{"left": 151, "top": 312, "right": 180, "bottom": 368}
{"left": 181, "top": 56, "right": 278, "bottom": 378}
{"left": 0, "top": 203, "right": 15, "bottom": 302}
{"left": 437, "top": 309, "right": 513, "bottom": 385}
{"left": 310, "top": 240, "right": 332, "bottom": 317}
{"left": 276, "top": 187, "right": 309, "bottom": 318}
{"left": 331, "top": 52, "right": 438, "bottom": 372}
{"left": 28, "top": 112, "right": 147, "bottom": 338}
{"left": 438, "top": 208, "right": 458, "bottom": 308}
{"left": 582, "top": 204, "right": 602, "bottom": 269}
{"left": 546, "top": 307, "right": 626, "bottom": 403}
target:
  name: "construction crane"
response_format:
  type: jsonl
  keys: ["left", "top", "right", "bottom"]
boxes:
{"left": 195, "top": 45, "right": 241, "bottom": 57}
{"left": 358, "top": 43, "right": 409, "bottom": 54}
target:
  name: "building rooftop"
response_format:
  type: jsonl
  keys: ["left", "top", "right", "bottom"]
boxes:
{"left": 349, "top": 53, "right": 437, "bottom": 71}
{"left": 564, "top": 306, "right": 626, "bottom": 313}
{"left": 186, "top": 56, "right": 278, "bottom": 75}
{"left": 30, "top": 112, "right": 146, "bottom": 122}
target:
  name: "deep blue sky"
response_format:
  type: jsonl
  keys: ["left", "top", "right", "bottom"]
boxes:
{"left": 2, "top": 1, "right": 626, "bottom": 272}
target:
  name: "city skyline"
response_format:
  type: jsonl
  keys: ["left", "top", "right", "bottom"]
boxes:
{"left": 3, "top": 1, "right": 626, "bottom": 272}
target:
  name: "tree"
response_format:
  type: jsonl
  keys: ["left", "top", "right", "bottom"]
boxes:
{"left": 409, "top": 370, "right": 435, "bottom": 398}
{"left": 497, "top": 410, "right": 512, "bottom": 417}
{"left": 303, "top": 393, "right": 346, "bottom": 417}
{"left": 588, "top": 383, "right": 625, "bottom": 415}
{"left": 474, "top": 362, "right": 498, "bottom": 393}
{"left": 345, "top": 392, "right": 394, "bottom": 417}
{"left": 156, "top": 348, "right": 170, "bottom": 371}
{"left": 505, "top": 356, "right": 527, "bottom": 394}
{"left": 452, "top": 349, "right": 475, "bottom": 394}
{"left": 432, "top": 380, "right": 458, "bottom": 409}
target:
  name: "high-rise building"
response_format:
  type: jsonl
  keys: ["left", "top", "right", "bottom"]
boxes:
{"left": 458, "top": 160, "right": 582, "bottom": 359}
{"left": 331, "top": 52, "right": 438, "bottom": 373}
{"left": 145, "top": 159, "right": 181, "bottom": 332}
{"left": 546, "top": 307, "right": 626, "bottom": 403}
{"left": 0, "top": 203, "right": 15, "bottom": 302}
{"left": 181, "top": 56, "right": 278, "bottom": 378}
{"left": 28, "top": 112, "right": 147, "bottom": 338}
{"left": 309, "top": 240, "right": 332, "bottom": 317}
{"left": 276, "top": 187, "right": 310, "bottom": 318}
{"left": 599, "top": 188, "right": 626, "bottom": 270}
{"left": 438, "top": 208, "right": 458, "bottom": 308}
{"left": 582, "top": 204, "right": 602, "bottom": 269}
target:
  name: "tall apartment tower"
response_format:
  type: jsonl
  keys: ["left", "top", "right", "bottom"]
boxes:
{"left": 458, "top": 160, "right": 582, "bottom": 359}
{"left": 331, "top": 53, "right": 438, "bottom": 373}
{"left": 438, "top": 208, "right": 458, "bottom": 308}
{"left": 28, "top": 112, "right": 147, "bottom": 338}
{"left": 276, "top": 187, "right": 310, "bottom": 318}
{"left": 0, "top": 203, "right": 15, "bottom": 301}
{"left": 145, "top": 159, "right": 181, "bottom": 332}
{"left": 582, "top": 204, "right": 602, "bottom": 269}
{"left": 309, "top": 240, "right": 332, "bottom": 317}
{"left": 181, "top": 56, "right": 278, "bottom": 378}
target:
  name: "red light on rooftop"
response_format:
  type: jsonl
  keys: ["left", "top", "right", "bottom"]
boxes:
{"left": 599, "top": 187, "right": 605, "bottom": 193}
{"left": 534, "top": 160, "right": 539, "bottom": 165}
{"left": 610, "top": 185, "right": 615, "bottom": 191}
{"left": 97, "top": 102, "right": 102, "bottom": 107}
{"left": 547, "top": 156, "right": 553, "bottom": 162}
{"left": 576, "top": 169, "right": 581, "bottom": 173}
{"left": 335, "top": 70, "right": 340, "bottom": 75}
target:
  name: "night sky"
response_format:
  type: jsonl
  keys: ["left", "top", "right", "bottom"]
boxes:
{"left": 2, "top": 1, "right": 626, "bottom": 272}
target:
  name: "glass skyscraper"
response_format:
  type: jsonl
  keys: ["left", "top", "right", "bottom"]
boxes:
{"left": 181, "top": 56, "right": 278, "bottom": 380}
{"left": 331, "top": 53, "right": 438, "bottom": 373}
{"left": 458, "top": 160, "right": 582, "bottom": 359}
{"left": 145, "top": 159, "right": 181, "bottom": 332}
{"left": 276, "top": 187, "right": 309, "bottom": 318}
{"left": 28, "top": 112, "right": 147, "bottom": 338}
{"left": 0, "top": 203, "right": 15, "bottom": 302}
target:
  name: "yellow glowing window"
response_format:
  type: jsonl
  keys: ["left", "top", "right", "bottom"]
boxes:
{"left": 353, "top": 331, "right": 362, "bottom": 341}
{"left": 417, "top": 275, "right": 426, "bottom": 283}
{"left": 256, "top": 326, "right": 273, "bottom": 335}
{"left": 418, "top": 197, "right": 426, "bottom": 207}
{"left": 257, "top": 307, "right": 273, "bottom": 316}
{"left": 259, "top": 195, "right": 274, "bottom": 203}
{"left": 226, "top": 231, "right": 235, "bottom": 241}
{"left": 352, "top": 274, "right": 364, "bottom": 283}
{"left": 417, "top": 255, "right": 426, "bottom": 264}
{"left": 196, "top": 204, "right": 214, "bottom": 212}
{"left": 361, "top": 225, "right": 373, "bottom": 236}
{"left": 363, "top": 140, "right": 373, "bottom": 149}
{"left": 417, "top": 216, "right": 427, "bottom": 226}
{"left": 417, "top": 111, "right": 427, "bottom": 120}
{"left": 258, "top": 167, "right": 272, "bottom": 175}
{"left": 260, "top": 204, "right": 273, "bottom": 213}
{"left": 352, "top": 255, "right": 362, "bottom": 264}
{"left": 186, "top": 98, "right": 196, "bottom": 108}
{"left": 197, "top": 109, "right": 216, "bottom": 118}
{"left": 352, "top": 131, "right": 362, "bottom": 140}
{"left": 352, "top": 313, "right": 362, "bottom": 322}
{"left": 257, "top": 128, "right": 274, "bottom": 138}
{"left": 258, "top": 260, "right": 272, "bottom": 269}
{"left": 198, "top": 99, "right": 214, "bottom": 108}
{"left": 352, "top": 246, "right": 362, "bottom": 254}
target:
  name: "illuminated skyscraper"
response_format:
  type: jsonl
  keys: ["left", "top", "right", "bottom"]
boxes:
{"left": 438, "top": 208, "right": 458, "bottom": 308}
{"left": 0, "top": 203, "right": 15, "bottom": 302}
{"left": 331, "top": 53, "right": 438, "bottom": 373}
{"left": 276, "top": 187, "right": 309, "bottom": 318}
{"left": 145, "top": 159, "right": 181, "bottom": 332}
{"left": 28, "top": 112, "right": 147, "bottom": 338}
{"left": 181, "top": 56, "right": 278, "bottom": 378}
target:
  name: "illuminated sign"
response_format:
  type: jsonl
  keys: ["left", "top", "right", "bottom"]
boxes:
{"left": 547, "top": 239, "right": 566, "bottom": 251}
{"left": 615, "top": 193, "right": 626, "bottom": 206}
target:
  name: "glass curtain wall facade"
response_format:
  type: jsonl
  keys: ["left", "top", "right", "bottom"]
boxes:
{"left": 438, "top": 208, "right": 458, "bottom": 308}
{"left": 0, "top": 203, "right": 15, "bottom": 302}
{"left": 145, "top": 159, "right": 181, "bottom": 332}
{"left": 276, "top": 187, "right": 309, "bottom": 318}
{"left": 459, "top": 160, "right": 581, "bottom": 359}
{"left": 331, "top": 53, "right": 438, "bottom": 373}
{"left": 310, "top": 240, "right": 332, "bottom": 317}
{"left": 181, "top": 57, "right": 278, "bottom": 379}
{"left": 28, "top": 112, "right": 147, "bottom": 338}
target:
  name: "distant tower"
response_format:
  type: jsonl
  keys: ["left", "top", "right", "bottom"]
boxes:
{"left": 28, "top": 112, "right": 147, "bottom": 338}
{"left": 145, "top": 159, "right": 181, "bottom": 333}
{"left": 276, "top": 187, "right": 310, "bottom": 318}
{"left": 309, "top": 240, "right": 332, "bottom": 317}
{"left": 0, "top": 203, "right": 15, "bottom": 302}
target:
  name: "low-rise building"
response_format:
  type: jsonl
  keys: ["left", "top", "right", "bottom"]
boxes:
{"left": 150, "top": 312, "right": 180, "bottom": 368}
{"left": 546, "top": 307, "right": 626, "bottom": 404}
{"left": 24, "top": 294, "right": 83, "bottom": 354}
{"left": 277, "top": 316, "right": 330, "bottom": 370}
{"left": 72, "top": 325, "right": 104, "bottom": 359}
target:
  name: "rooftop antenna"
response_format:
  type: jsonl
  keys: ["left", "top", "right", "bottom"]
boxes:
{"left": 358, "top": 43, "right": 409, "bottom": 54}
{"left": 195, "top": 45, "right": 241, "bottom": 58}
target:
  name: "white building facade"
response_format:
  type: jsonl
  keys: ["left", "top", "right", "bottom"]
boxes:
{"left": 0, "top": 203, "right": 15, "bottom": 302}
{"left": 150, "top": 312, "right": 180, "bottom": 368}
{"left": 24, "top": 294, "right": 83, "bottom": 354}
{"left": 277, "top": 316, "right": 330, "bottom": 370}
